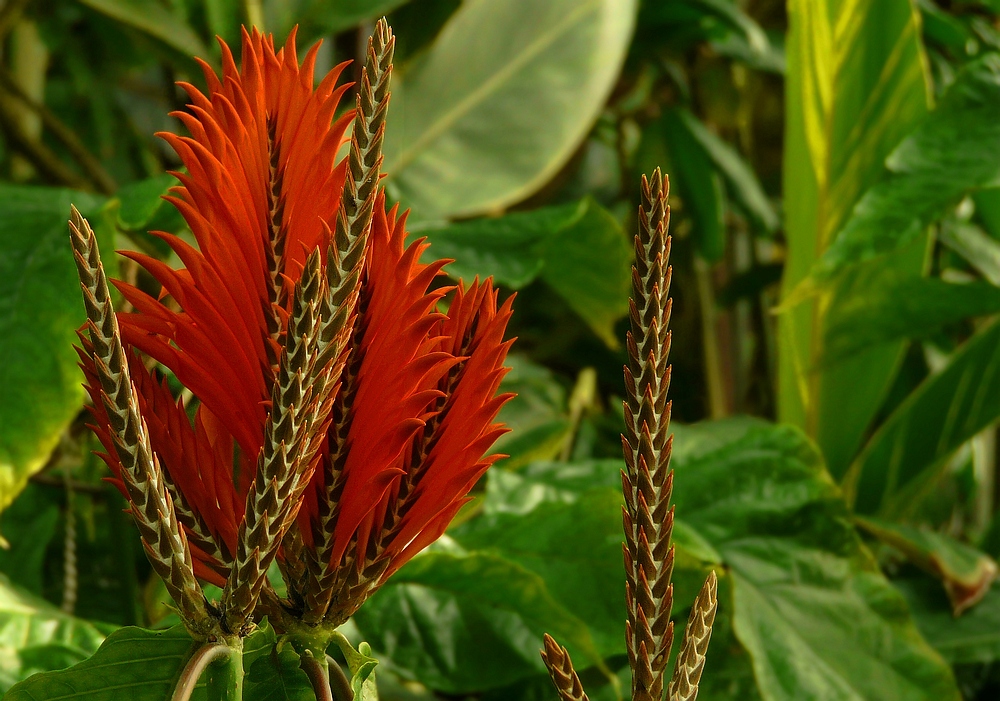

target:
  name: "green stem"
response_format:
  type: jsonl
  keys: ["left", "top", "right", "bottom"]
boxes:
{"left": 695, "top": 255, "right": 727, "bottom": 419}
{"left": 301, "top": 651, "right": 335, "bottom": 701}
{"left": 171, "top": 644, "right": 241, "bottom": 701}
{"left": 327, "top": 654, "right": 354, "bottom": 701}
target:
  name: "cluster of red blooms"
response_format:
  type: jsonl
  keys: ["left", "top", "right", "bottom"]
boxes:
{"left": 78, "top": 28, "right": 514, "bottom": 623}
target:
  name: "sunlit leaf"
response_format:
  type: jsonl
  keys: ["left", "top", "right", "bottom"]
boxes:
{"left": 384, "top": 0, "right": 637, "bottom": 219}
{"left": 76, "top": 0, "right": 208, "bottom": 57}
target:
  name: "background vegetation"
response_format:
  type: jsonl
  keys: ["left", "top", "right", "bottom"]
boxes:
{"left": 4, "top": 0, "right": 1000, "bottom": 699}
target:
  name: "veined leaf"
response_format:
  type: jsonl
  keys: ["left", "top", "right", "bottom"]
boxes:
{"left": 5, "top": 624, "right": 193, "bottom": 700}
{"left": 384, "top": 0, "right": 637, "bottom": 219}
{"left": 856, "top": 517, "right": 998, "bottom": 616}
{"left": 0, "top": 576, "right": 110, "bottom": 693}
{"left": 0, "top": 187, "right": 109, "bottom": 513}
{"left": 901, "top": 577, "right": 1000, "bottom": 665}
{"left": 846, "top": 317, "right": 1000, "bottom": 517}
{"left": 353, "top": 549, "right": 605, "bottom": 694}
{"left": 670, "top": 419, "right": 959, "bottom": 701}
{"left": 420, "top": 198, "right": 631, "bottom": 346}
{"left": 821, "top": 274, "right": 1000, "bottom": 363}
{"left": 779, "top": 0, "right": 931, "bottom": 478}
{"left": 800, "top": 55, "right": 1000, "bottom": 293}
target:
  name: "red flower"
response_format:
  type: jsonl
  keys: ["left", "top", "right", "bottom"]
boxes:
{"left": 79, "top": 28, "right": 513, "bottom": 623}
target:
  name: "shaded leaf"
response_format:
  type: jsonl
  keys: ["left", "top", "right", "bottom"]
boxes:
{"left": 0, "top": 187, "right": 108, "bottom": 513}
{"left": 244, "top": 624, "right": 313, "bottom": 701}
{"left": 354, "top": 549, "right": 605, "bottom": 694}
{"left": 76, "top": 0, "right": 208, "bottom": 57}
{"left": 940, "top": 218, "right": 1000, "bottom": 285}
{"left": 384, "top": 0, "right": 637, "bottom": 219}
{"left": 901, "top": 577, "right": 1000, "bottom": 665}
{"left": 821, "top": 274, "right": 1000, "bottom": 363}
{"left": 856, "top": 517, "right": 998, "bottom": 615}
{"left": 5, "top": 622, "right": 190, "bottom": 700}
{"left": 667, "top": 108, "right": 778, "bottom": 235}
{"left": 0, "top": 576, "right": 110, "bottom": 693}
{"left": 846, "top": 317, "right": 1000, "bottom": 517}
{"left": 491, "top": 356, "right": 571, "bottom": 469}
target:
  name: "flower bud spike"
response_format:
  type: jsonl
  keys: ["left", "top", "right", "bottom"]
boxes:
{"left": 669, "top": 571, "right": 718, "bottom": 701}
{"left": 540, "top": 634, "right": 591, "bottom": 701}
{"left": 69, "top": 206, "right": 213, "bottom": 638}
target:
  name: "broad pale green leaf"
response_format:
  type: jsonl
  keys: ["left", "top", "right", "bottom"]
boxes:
{"left": 0, "top": 576, "right": 110, "bottom": 693}
{"left": 901, "top": 577, "right": 1000, "bottom": 665}
{"left": 779, "top": 0, "right": 931, "bottom": 478}
{"left": 0, "top": 187, "right": 107, "bottom": 513}
{"left": 667, "top": 108, "right": 778, "bottom": 235}
{"left": 671, "top": 419, "right": 959, "bottom": 701}
{"left": 5, "top": 623, "right": 193, "bottom": 700}
{"left": 856, "top": 516, "right": 998, "bottom": 615}
{"left": 384, "top": 0, "right": 637, "bottom": 219}
{"left": 846, "top": 317, "right": 1000, "bottom": 516}
{"left": 803, "top": 55, "right": 1000, "bottom": 290}
{"left": 353, "top": 549, "right": 604, "bottom": 694}
{"left": 821, "top": 273, "right": 1000, "bottom": 363}
{"left": 76, "top": 0, "right": 208, "bottom": 57}
{"left": 421, "top": 198, "right": 631, "bottom": 346}
{"left": 661, "top": 109, "right": 726, "bottom": 261}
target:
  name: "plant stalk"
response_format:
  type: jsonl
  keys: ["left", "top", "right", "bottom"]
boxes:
{"left": 327, "top": 654, "right": 354, "bottom": 701}
{"left": 171, "top": 644, "right": 240, "bottom": 701}
{"left": 301, "top": 651, "right": 335, "bottom": 701}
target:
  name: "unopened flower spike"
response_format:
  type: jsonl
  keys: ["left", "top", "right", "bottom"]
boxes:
{"left": 70, "top": 207, "right": 216, "bottom": 640}
{"left": 541, "top": 170, "right": 717, "bottom": 701}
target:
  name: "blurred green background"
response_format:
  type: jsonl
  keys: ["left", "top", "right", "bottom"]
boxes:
{"left": 7, "top": 0, "right": 1000, "bottom": 699}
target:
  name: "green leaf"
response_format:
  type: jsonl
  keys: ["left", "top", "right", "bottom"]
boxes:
{"left": 846, "top": 317, "right": 1000, "bottom": 517}
{"left": 801, "top": 55, "right": 1000, "bottom": 291}
{"left": 940, "top": 218, "right": 1000, "bottom": 285}
{"left": 244, "top": 628, "right": 313, "bottom": 701}
{"left": 666, "top": 108, "right": 778, "bottom": 236}
{"left": 116, "top": 173, "right": 177, "bottom": 232}
{"left": 0, "top": 576, "right": 110, "bottom": 693}
{"left": 535, "top": 199, "right": 631, "bottom": 347}
{"left": 384, "top": 0, "right": 637, "bottom": 219}
{"left": 491, "top": 356, "right": 572, "bottom": 469}
{"left": 300, "top": 0, "right": 413, "bottom": 41}
{"left": 76, "top": 0, "right": 209, "bottom": 57}
{"left": 453, "top": 484, "right": 625, "bottom": 658}
{"left": 821, "top": 273, "right": 1000, "bottom": 363}
{"left": 4, "top": 623, "right": 193, "bottom": 701}
{"left": 671, "top": 419, "right": 960, "bottom": 701}
{"left": 332, "top": 634, "right": 380, "bottom": 701}
{"left": 353, "top": 549, "right": 605, "bottom": 694}
{"left": 0, "top": 187, "right": 108, "bottom": 513}
{"left": 661, "top": 109, "right": 726, "bottom": 261}
{"left": 779, "top": 0, "right": 931, "bottom": 478}
{"left": 421, "top": 198, "right": 631, "bottom": 347}
{"left": 856, "top": 516, "right": 998, "bottom": 616}
{"left": 417, "top": 203, "right": 582, "bottom": 288}
{"left": 901, "top": 577, "right": 1000, "bottom": 665}
{"left": 0, "top": 485, "right": 61, "bottom": 593}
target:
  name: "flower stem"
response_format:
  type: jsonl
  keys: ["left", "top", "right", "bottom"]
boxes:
{"left": 327, "top": 654, "right": 354, "bottom": 701}
{"left": 171, "top": 644, "right": 241, "bottom": 701}
{"left": 301, "top": 651, "right": 335, "bottom": 701}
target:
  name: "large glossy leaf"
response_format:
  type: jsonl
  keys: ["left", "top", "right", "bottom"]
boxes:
{"left": 0, "top": 187, "right": 107, "bottom": 513}
{"left": 76, "top": 0, "right": 208, "bottom": 57}
{"left": 383, "top": 0, "right": 637, "bottom": 219}
{"left": 802, "top": 55, "right": 1000, "bottom": 291}
{"left": 0, "top": 576, "right": 110, "bottom": 693}
{"left": 420, "top": 198, "right": 632, "bottom": 346}
{"left": 354, "top": 549, "right": 605, "bottom": 694}
{"left": 779, "top": 0, "right": 931, "bottom": 478}
{"left": 846, "top": 317, "right": 1000, "bottom": 516}
{"left": 671, "top": 419, "right": 959, "bottom": 701}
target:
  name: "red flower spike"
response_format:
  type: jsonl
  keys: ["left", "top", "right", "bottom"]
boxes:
{"left": 78, "top": 22, "right": 514, "bottom": 632}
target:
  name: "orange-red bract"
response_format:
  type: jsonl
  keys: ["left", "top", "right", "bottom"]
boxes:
{"left": 79, "top": 28, "right": 514, "bottom": 593}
